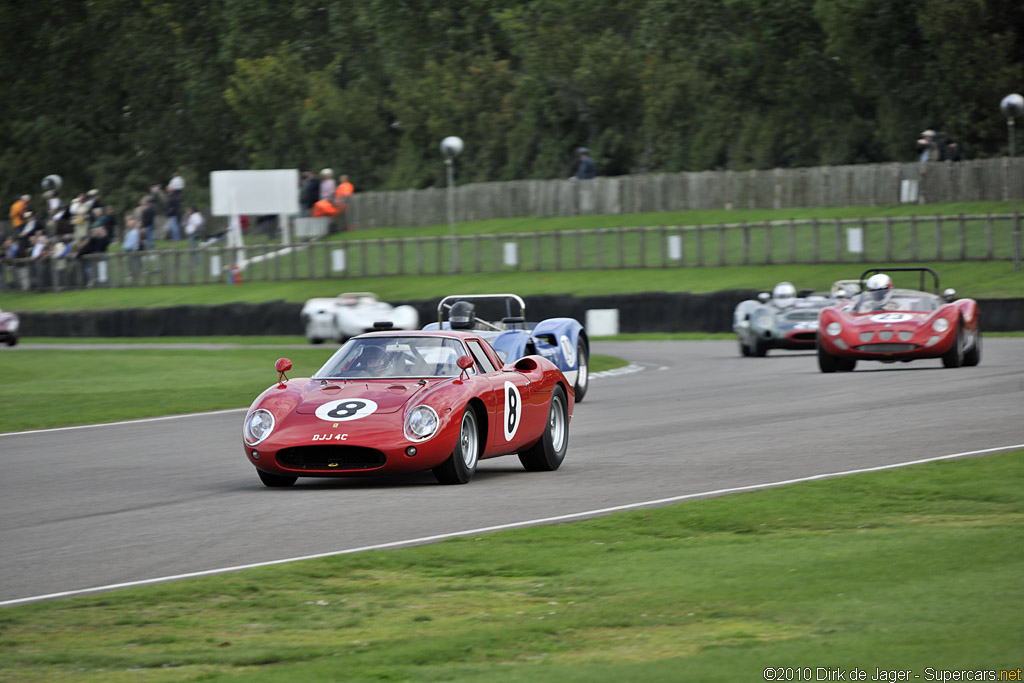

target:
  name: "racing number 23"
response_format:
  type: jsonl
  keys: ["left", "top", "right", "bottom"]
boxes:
{"left": 503, "top": 381, "right": 522, "bottom": 441}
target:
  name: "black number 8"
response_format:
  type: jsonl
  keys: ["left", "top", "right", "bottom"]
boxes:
{"left": 507, "top": 387, "right": 518, "bottom": 432}
{"left": 328, "top": 400, "right": 365, "bottom": 419}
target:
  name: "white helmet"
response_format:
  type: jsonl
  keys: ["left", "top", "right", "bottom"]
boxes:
{"left": 771, "top": 281, "right": 797, "bottom": 306}
{"left": 865, "top": 273, "right": 893, "bottom": 303}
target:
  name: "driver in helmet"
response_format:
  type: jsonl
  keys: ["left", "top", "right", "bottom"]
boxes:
{"left": 449, "top": 301, "right": 476, "bottom": 330}
{"left": 863, "top": 273, "right": 895, "bottom": 311}
{"left": 770, "top": 281, "right": 798, "bottom": 309}
{"left": 352, "top": 343, "right": 396, "bottom": 376}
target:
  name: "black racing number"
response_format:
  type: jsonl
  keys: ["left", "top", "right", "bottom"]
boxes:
{"left": 506, "top": 387, "right": 518, "bottom": 433}
{"left": 328, "top": 400, "right": 365, "bottom": 419}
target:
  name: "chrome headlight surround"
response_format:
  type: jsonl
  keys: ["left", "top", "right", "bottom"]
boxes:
{"left": 404, "top": 405, "right": 439, "bottom": 442}
{"left": 826, "top": 321, "right": 842, "bottom": 336}
{"left": 932, "top": 317, "right": 950, "bottom": 333}
{"left": 244, "top": 409, "right": 276, "bottom": 446}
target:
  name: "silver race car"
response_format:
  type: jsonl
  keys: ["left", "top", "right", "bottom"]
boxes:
{"left": 733, "top": 282, "right": 837, "bottom": 357}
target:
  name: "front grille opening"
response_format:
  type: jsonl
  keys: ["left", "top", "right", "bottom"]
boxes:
{"left": 790, "top": 332, "right": 817, "bottom": 341}
{"left": 277, "top": 446, "right": 386, "bottom": 471}
{"left": 853, "top": 343, "right": 918, "bottom": 353}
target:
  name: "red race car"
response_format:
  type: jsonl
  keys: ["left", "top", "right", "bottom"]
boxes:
{"left": 816, "top": 267, "right": 981, "bottom": 373}
{"left": 242, "top": 329, "right": 573, "bottom": 487}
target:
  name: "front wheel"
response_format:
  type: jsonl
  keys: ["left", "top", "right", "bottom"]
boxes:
{"left": 941, "top": 320, "right": 965, "bottom": 368}
{"left": 817, "top": 343, "right": 838, "bottom": 373}
{"left": 573, "top": 340, "right": 589, "bottom": 403}
{"left": 519, "top": 385, "right": 569, "bottom": 472}
{"left": 5, "top": 335, "right": 16, "bottom": 347}
{"left": 258, "top": 470, "right": 297, "bottom": 487}
{"left": 963, "top": 327, "right": 982, "bottom": 367}
{"left": 433, "top": 407, "right": 480, "bottom": 485}
{"left": 738, "top": 336, "right": 752, "bottom": 357}
{"left": 752, "top": 337, "right": 768, "bottom": 357}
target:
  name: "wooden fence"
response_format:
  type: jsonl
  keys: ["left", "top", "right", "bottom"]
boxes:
{"left": 3, "top": 213, "right": 1019, "bottom": 292}
{"left": 348, "top": 158, "right": 1024, "bottom": 228}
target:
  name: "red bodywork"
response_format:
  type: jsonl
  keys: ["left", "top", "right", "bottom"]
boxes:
{"left": 818, "top": 296, "right": 979, "bottom": 364}
{"left": 242, "top": 331, "right": 573, "bottom": 479}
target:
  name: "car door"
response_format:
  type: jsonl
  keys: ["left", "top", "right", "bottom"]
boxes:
{"left": 466, "top": 339, "right": 538, "bottom": 454}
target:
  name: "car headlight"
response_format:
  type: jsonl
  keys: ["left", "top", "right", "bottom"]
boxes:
{"left": 4, "top": 319, "right": 18, "bottom": 332}
{"left": 405, "top": 405, "right": 439, "bottom": 441}
{"left": 932, "top": 318, "right": 949, "bottom": 333}
{"left": 244, "top": 409, "right": 275, "bottom": 446}
{"left": 826, "top": 322, "right": 842, "bottom": 336}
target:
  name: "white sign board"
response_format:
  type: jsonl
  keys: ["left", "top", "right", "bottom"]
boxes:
{"left": 503, "top": 241, "right": 518, "bottom": 266}
{"left": 331, "top": 248, "right": 347, "bottom": 273}
{"left": 846, "top": 227, "right": 864, "bottom": 254}
{"left": 210, "top": 169, "right": 300, "bottom": 216}
{"left": 667, "top": 234, "right": 682, "bottom": 260}
{"left": 585, "top": 308, "right": 620, "bottom": 336}
{"left": 900, "top": 179, "right": 919, "bottom": 204}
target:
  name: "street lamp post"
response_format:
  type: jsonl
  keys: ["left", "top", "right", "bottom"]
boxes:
{"left": 440, "top": 136, "right": 464, "bottom": 274}
{"left": 1001, "top": 93, "right": 1024, "bottom": 271}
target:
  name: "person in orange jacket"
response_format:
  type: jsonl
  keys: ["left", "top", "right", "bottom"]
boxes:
{"left": 312, "top": 198, "right": 339, "bottom": 218}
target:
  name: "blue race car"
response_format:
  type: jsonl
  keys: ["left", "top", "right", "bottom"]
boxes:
{"left": 424, "top": 294, "right": 590, "bottom": 402}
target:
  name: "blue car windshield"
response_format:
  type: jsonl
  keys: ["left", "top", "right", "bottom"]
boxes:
{"left": 313, "top": 336, "right": 469, "bottom": 379}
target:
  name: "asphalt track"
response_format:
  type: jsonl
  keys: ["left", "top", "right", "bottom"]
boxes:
{"left": 1, "top": 339, "right": 1022, "bottom": 606}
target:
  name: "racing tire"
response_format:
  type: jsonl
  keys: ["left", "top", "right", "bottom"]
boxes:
{"left": 752, "top": 337, "right": 768, "bottom": 357}
{"left": 817, "top": 343, "right": 839, "bottom": 373}
{"left": 963, "top": 328, "right": 982, "bottom": 367}
{"left": 573, "top": 340, "right": 589, "bottom": 403}
{"left": 6, "top": 336, "right": 16, "bottom": 347}
{"left": 941, "top": 319, "right": 965, "bottom": 369}
{"left": 837, "top": 358, "right": 857, "bottom": 372}
{"left": 257, "top": 470, "right": 297, "bottom": 488}
{"left": 738, "top": 337, "right": 752, "bottom": 357}
{"left": 309, "top": 337, "right": 323, "bottom": 345}
{"left": 519, "top": 385, "right": 569, "bottom": 472}
{"left": 433, "top": 406, "right": 480, "bottom": 485}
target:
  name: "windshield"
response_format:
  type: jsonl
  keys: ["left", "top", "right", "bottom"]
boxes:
{"left": 852, "top": 289, "right": 939, "bottom": 314}
{"left": 313, "top": 336, "right": 469, "bottom": 379}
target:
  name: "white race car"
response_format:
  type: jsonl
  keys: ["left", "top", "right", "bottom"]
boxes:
{"left": 301, "top": 292, "right": 419, "bottom": 344}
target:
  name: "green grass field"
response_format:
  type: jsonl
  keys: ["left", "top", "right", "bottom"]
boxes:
{"left": 1, "top": 450, "right": 1020, "bottom": 682}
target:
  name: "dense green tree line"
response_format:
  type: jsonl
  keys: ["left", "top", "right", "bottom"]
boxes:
{"left": 1, "top": 0, "right": 1021, "bottom": 210}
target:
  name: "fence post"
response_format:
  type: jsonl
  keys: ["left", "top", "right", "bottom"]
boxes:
{"left": 910, "top": 215, "right": 918, "bottom": 261}
{"left": 985, "top": 214, "right": 993, "bottom": 260}
{"left": 576, "top": 228, "right": 584, "bottom": 269}
{"left": 639, "top": 226, "right": 646, "bottom": 268}
{"left": 934, "top": 214, "right": 943, "bottom": 261}
{"left": 812, "top": 217, "right": 820, "bottom": 263}
{"left": 834, "top": 218, "right": 843, "bottom": 262}
{"left": 596, "top": 228, "right": 604, "bottom": 269}
{"left": 718, "top": 223, "right": 726, "bottom": 266}
{"left": 958, "top": 213, "right": 966, "bottom": 261}
{"left": 860, "top": 217, "right": 868, "bottom": 263}
{"left": 764, "top": 219, "right": 772, "bottom": 265}
{"left": 788, "top": 218, "right": 796, "bottom": 263}
{"left": 696, "top": 223, "right": 704, "bottom": 267}
{"left": 885, "top": 217, "right": 893, "bottom": 261}
{"left": 617, "top": 228, "right": 625, "bottom": 269}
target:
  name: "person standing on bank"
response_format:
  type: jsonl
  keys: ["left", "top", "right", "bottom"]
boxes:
{"left": 570, "top": 147, "right": 596, "bottom": 180}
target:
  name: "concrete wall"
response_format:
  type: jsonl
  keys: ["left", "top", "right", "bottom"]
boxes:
{"left": 17, "top": 293, "right": 1024, "bottom": 337}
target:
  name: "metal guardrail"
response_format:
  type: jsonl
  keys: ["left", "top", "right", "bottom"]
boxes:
{"left": 0, "top": 212, "right": 1019, "bottom": 292}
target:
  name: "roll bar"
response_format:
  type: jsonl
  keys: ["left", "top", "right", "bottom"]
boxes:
{"left": 436, "top": 294, "right": 527, "bottom": 331}
{"left": 859, "top": 267, "right": 940, "bottom": 294}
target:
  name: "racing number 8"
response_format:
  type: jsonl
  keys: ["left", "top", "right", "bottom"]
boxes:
{"left": 506, "top": 387, "right": 518, "bottom": 433}
{"left": 328, "top": 400, "right": 366, "bottom": 419}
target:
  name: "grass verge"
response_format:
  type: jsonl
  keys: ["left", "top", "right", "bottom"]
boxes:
{"left": 0, "top": 348, "right": 625, "bottom": 433}
{"left": 0, "top": 450, "right": 1020, "bottom": 682}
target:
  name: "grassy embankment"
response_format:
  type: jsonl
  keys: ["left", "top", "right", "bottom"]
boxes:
{"left": 0, "top": 450, "right": 1020, "bottom": 681}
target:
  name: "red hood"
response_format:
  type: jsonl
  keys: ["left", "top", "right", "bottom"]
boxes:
{"left": 294, "top": 379, "right": 440, "bottom": 414}
{"left": 843, "top": 310, "right": 931, "bottom": 328}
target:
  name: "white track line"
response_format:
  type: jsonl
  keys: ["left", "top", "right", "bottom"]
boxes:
{"left": 2, "top": 442, "right": 1020, "bottom": 608}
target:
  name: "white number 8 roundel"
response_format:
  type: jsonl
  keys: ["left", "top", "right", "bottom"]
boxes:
{"left": 315, "top": 399, "right": 378, "bottom": 422}
{"left": 503, "top": 381, "right": 522, "bottom": 441}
